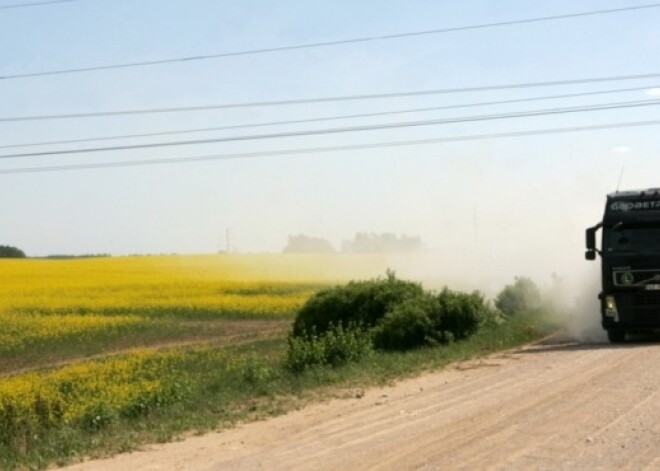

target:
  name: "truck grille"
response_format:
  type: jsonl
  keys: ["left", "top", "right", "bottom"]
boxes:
{"left": 616, "top": 292, "right": 660, "bottom": 310}
{"left": 615, "top": 292, "right": 660, "bottom": 327}
{"left": 626, "top": 293, "right": 660, "bottom": 307}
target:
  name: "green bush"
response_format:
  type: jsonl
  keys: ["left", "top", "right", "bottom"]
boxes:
{"left": 372, "top": 295, "right": 435, "bottom": 350}
{"left": 373, "top": 289, "right": 494, "bottom": 350}
{"left": 292, "top": 270, "right": 423, "bottom": 337}
{"left": 239, "top": 355, "right": 274, "bottom": 386}
{"left": 433, "top": 289, "right": 489, "bottom": 340}
{"left": 288, "top": 273, "right": 502, "bottom": 368}
{"left": 284, "top": 323, "right": 373, "bottom": 373}
{"left": 495, "top": 277, "right": 542, "bottom": 316}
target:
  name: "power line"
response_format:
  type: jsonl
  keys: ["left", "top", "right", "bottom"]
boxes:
{"left": 1, "top": 84, "right": 657, "bottom": 150}
{"left": 2, "top": 99, "right": 660, "bottom": 159}
{"left": 0, "top": 0, "right": 73, "bottom": 10}
{"left": 2, "top": 119, "right": 660, "bottom": 175}
{"left": 3, "top": 73, "right": 660, "bottom": 122}
{"left": 2, "top": 3, "right": 659, "bottom": 80}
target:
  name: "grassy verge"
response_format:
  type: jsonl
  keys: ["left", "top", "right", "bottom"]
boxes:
{"left": 0, "top": 311, "right": 558, "bottom": 470}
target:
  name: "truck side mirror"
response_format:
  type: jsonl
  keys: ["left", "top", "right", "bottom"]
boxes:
{"left": 586, "top": 227, "right": 596, "bottom": 251}
{"left": 585, "top": 224, "right": 602, "bottom": 261}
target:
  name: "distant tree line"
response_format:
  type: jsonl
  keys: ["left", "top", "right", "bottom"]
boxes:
{"left": 342, "top": 233, "right": 422, "bottom": 253}
{"left": 0, "top": 245, "right": 114, "bottom": 259}
{"left": 0, "top": 245, "right": 26, "bottom": 258}
{"left": 41, "top": 254, "right": 112, "bottom": 260}
{"left": 283, "top": 233, "right": 423, "bottom": 254}
{"left": 283, "top": 235, "right": 335, "bottom": 253}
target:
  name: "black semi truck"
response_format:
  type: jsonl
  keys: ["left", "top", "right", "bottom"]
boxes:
{"left": 586, "top": 188, "right": 660, "bottom": 343}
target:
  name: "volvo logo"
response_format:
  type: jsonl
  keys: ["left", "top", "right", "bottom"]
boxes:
{"left": 621, "top": 272, "right": 634, "bottom": 285}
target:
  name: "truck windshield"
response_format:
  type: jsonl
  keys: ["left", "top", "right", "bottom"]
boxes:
{"left": 604, "top": 226, "right": 660, "bottom": 255}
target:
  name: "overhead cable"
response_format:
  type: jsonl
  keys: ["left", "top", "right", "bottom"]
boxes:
{"left": 1, "top": 3, "right": 659, "bottom": 79}
{"left": 0, "top": 0, "right": 73, "bottom": 10}
{"left": 2, "top": 99, "right": 660, "bottom": 159}
{"left": 2, "top": 120, "right": 660, "bottom": 175}
{"left": 3, "top": 73, "right": 660, "bottom": 122}
{"left": 1, "top": 84, "right": 657, "bottom": 150}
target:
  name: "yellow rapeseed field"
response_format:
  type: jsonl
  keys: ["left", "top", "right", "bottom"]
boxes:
{"left": 0, "top": 349, "right": 191, "bottom": 446}
{"left": 0, "top": 255, "right": 323, "bottom": 317}
{"left": 0, "top": 254, "right": 398, "bottom": 356}
{"left": 0, "top": 254, "right": 401, "bottom": 463}
{"left": 0, "top": 255, "right": 372, "bottom": 362}
{"left": 0, "top": 312, "right": 142, "bottom": 354}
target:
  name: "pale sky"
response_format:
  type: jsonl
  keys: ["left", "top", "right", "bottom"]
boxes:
{"left": 1, "top": 0, "right": 660, "bottom": 287}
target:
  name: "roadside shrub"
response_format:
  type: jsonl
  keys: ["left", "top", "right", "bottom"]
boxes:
{"left": 288, "top": 274, "right": 501, "bottom": 366}
{"left": 433, "top": 289, "right": 489, "bottom": 340}
{"left": 238, "top": 354, "right": 275, "bottom": 387}
{"left": 495, "top": 277, "right": 542, "bottom": 316}
{"left": 284, "top": 332, "right": 326, "bottom": 373}
{"left": 292, "top": 270, "right": 423, "bottom": 337}
{"left": 322, "top": 324, "right": 373, "bottom": 367}
{"left": 373, "top": 289, "right": 493, "bottom": 350}
{"left": 373, "top": 295, "right": 435, "bottom": 350}
{"left": 284, "top": 323, "right": 373, "bottom": 373}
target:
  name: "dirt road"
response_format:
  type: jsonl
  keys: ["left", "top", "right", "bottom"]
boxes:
{"left": 65, "top": 337, "right": 660, "bottom": 470}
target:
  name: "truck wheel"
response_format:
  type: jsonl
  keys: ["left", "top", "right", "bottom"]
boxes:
{"left": 607, "top": 329, "right": 625, "bottom": 344}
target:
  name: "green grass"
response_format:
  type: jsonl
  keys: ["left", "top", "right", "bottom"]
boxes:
{"left": 0, "top": 311, "right": 557, "bottom": 470}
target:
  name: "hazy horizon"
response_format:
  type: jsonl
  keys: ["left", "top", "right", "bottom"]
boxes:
{"left": 1, "top": 0, "right": 658, "bottom": 303}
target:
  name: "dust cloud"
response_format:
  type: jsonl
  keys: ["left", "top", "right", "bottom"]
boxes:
{"left": 563, "top": 276, "right": 606, "bottom": 343}
{"left": 543, "top": 271, "right": 606, "bottom": 343}
{"left": 376, "top": 252, "right": 607, "bottom": 343}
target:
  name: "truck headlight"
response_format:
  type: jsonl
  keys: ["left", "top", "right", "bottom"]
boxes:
{"left": 605, "top": 296, "right": 618, "bottom": 319}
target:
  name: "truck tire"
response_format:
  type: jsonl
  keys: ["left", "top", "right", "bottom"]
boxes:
{"left": 607, "top": 329, "right": 625, "bottom": 344}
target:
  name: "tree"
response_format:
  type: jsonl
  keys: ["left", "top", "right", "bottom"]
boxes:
{"left": 283, "top": 235, "right": 335, "bottom": 253}
{"left": 0, "top": 245, "right": 26, "bottom": 258}
{"left": 341, "top": 233, "right": 422, "bottom": 253}
{"left": 495, "top": 277, "right": 541, "bottom": 315}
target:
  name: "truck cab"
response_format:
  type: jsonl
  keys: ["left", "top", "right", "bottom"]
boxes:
{"left": 586, "top": 189, "right": 660, "bottom": 343}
